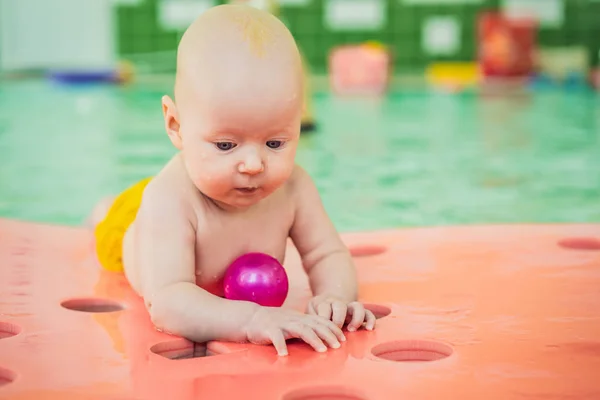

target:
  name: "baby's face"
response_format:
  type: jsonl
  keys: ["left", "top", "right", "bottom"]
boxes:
{"left": 165, "top": 3, "right": 305, "bottom": 210}
{"left": 178, "top": 82, "right": 302, "bottom": 210}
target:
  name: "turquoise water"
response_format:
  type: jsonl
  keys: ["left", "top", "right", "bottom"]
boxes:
{"left": 0, "top": 79, "right": 599, "bottom": 232}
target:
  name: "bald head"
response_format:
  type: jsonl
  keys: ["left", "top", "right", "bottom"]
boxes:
{"left": 174, "top": 4, "right": 303, "bottom": 111}
{"left": 179, "top": 4, "right": 284, "bottom": 59}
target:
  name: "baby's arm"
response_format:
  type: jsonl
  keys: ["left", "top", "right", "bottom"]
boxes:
{"left": 133, "top": 188, "right": 345, "bottom": 355}
{"left": 134, "top": 192, "right": 257, "bottom": 343}
{"left": 289, "top": 166, "right": 376, "bottom": 331}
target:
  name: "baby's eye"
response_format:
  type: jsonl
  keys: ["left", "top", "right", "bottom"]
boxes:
{"left": 215, "top": 142, "right": 236, "bottom": 151}
{"left": 266, "top": 140, "right": 283, "bottom": 149}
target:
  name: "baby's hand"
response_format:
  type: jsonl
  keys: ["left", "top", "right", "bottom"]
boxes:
{"left": 307, "top": 295, "right": 377, "bottom": 332}
{"left": 243, "top": 306, "right": 346, "bottom": 356}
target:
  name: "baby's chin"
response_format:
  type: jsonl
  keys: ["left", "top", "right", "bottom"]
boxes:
{"left": 200, "top": 187, "right": 272, "bottom": 211}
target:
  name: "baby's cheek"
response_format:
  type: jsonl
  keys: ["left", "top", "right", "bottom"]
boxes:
{"left": 269, "top": 156, "right": 295, "bottom": 184}
{"left": 185, "top": 153, "right": 222, "bottom": 187}
{"left": 198, "top": 163, "right": 227, "bottom": 186}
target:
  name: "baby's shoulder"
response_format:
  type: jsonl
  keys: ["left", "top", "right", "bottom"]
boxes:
{"left": 137, "top": 162, "right": 198, "bottom": 225}
{"left": 286, "top": 164, "right": 312, "bottom": 191}
{"left": 284, "top": 163, "right": 328, "bottom": 211}
{"left": 279, "top": 164, "right": 321, "bottom": 213}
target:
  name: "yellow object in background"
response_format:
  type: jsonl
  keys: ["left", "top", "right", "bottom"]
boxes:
{"left": 115, "top": 60, "right": 135, "bottom": 84}
{"left": 426, "top": 62, "right": 481, "bottom": 89}
{"left": 362, "top": 41, "right": 386, "bottom": 51}
{"left": 299, "top": 49, "right": 316, "bottom": 131}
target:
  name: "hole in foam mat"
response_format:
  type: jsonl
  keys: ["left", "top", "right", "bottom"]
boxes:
{"left": 348, "top": 245, "right": 387, "bottom": 258}
{"left": 558, "top": 237, "right": 600, "bottom": 251}
{"left": 151, "top": 339, "right": 220, "bottom": 360}
{"left": 61, "top": 297, "right": 124, "bottom": 313}
{"left": 0, "top": 322, "right": 21, "bottom": 339}
{"left": 371, "top": 340, "right": 453, "bottom": 362}
{"left": 282, "top": 385, "right": 367, "bottom": 400}
{"left": 364, "top": 304, "right": 391, "bottom": 319}
{"left": 0, "top": 367, "right": 17, "bottom": 387}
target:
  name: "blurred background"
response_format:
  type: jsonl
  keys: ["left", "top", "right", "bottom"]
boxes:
{"left": 0, "top": 0, "right": 599, "bottom": 231}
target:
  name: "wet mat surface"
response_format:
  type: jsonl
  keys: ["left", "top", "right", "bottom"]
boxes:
{"left": 1, "top": 219, "right": 599, "bottom": 399}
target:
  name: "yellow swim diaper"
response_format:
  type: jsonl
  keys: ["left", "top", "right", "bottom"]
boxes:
{"left": 94, "top": 177, "right": 152, "bottom": 272}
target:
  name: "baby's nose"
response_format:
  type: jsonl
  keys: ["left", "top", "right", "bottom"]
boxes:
{"left": 238, "top": 153, "right": 264, "bottom": 175}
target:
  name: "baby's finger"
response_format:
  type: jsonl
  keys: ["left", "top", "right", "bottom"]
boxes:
{"left": 313, "top": 315, "right": 347, "bottom": 342}
{"left": 268, "top": 329, "right": 289, "bottom": 357}
{"left": 347, "top": 302, "right": 366, "bottom": 332}
{"left": 286, "top": 324, "right": 327, "bottom": 353}
{"left": 365, "top": 309, "right": 377, "bottom": 331}
{"left": 331, "top": 301, "right": 348, "bottom": 328}
{"left": 309, "top": 320, "right": 341, "bottom": 349}
{"left": 317, "top": 301, "right": 333, "bottom": 320}
{"left": 306, "top": 301, "right": 317, "bottom": 315}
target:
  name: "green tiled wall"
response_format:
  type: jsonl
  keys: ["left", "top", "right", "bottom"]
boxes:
{"left": 116, "top": 0, "right": 600, "bottom": 73}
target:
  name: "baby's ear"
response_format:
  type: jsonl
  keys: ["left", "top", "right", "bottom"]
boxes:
{"left": 162, "top": 95, "right": 182, "bottom": 150}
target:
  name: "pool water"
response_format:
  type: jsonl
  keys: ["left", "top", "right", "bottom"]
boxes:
{"left": 1, "top": 79, "right": 599, "bottom": 232}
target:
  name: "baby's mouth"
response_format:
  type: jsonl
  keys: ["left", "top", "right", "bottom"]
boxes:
{"left": 235, "top": 187, "right": 259, "bottom": 194}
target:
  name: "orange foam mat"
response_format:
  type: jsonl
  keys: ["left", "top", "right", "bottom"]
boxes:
{"left": 1, "top": 218, "right": 600, "bottom": 399}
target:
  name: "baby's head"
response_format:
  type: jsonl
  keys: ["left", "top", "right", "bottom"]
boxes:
{"left": 162, "top": 4, "right": 304, "bottom": 210}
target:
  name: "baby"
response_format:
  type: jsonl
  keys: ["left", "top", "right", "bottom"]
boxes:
{"left": 90, "top": 4, "right": 375, "bottom": 357}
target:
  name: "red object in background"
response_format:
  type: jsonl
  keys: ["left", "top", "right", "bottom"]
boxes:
{"left": 478, "top": 12, "right": 537, "bottom": 79}
{"left": 591, "top": 68, "right": 600, "bottom": 90}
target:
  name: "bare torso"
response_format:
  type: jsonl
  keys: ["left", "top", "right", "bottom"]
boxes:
{"left": 121, "top": 154, "right": 296, "bottom": 297}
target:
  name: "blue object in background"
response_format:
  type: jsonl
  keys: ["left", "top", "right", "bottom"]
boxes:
{"left": 563, "top": 71, "right": 589, "bottom": 91}
{"left": 48, "top": 70, "right": 117, "bottom": 85}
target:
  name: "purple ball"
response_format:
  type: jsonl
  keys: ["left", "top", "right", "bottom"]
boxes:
{"left": 223, "top": 252, "right": 289, "bottom": 307}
